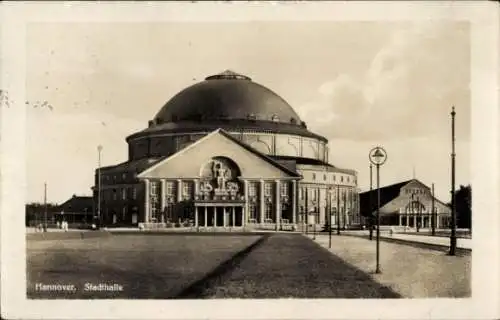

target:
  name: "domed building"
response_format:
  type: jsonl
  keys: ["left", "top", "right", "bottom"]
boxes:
{"left": 93, "top": 70, "right": 360, "bottom": 230}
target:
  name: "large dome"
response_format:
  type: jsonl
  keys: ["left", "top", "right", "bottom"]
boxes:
{"left": 153, "top": 70, "right": 303, "bottom": 126}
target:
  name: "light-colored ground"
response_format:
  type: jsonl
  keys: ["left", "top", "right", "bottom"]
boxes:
{"left": 342, "top": 230, "right": 472, "bottom": 249}
{"left": 309, "top": 234, "right": 471, "bottom": 298}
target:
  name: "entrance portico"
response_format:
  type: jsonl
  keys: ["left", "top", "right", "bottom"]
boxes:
{"left": 194, "top": 203, "right": 245, "bottom": 228}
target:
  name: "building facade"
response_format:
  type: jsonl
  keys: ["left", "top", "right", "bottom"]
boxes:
{"left": 359, "top": 179, "right": 452, "bottom": 229}
{"left": 93, "top": 71, "right": 359, "bottom": 230}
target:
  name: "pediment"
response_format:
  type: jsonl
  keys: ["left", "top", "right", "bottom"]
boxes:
{"left": 137, "top": 129, "right": 299, "bottom": 180}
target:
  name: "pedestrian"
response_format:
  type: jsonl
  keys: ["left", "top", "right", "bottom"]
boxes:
{"left": 56, "top": 221, "right": 60, "bottom": 229}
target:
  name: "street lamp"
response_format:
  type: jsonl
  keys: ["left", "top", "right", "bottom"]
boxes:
{"left": 369, "top": 164, "right": 373, "bottom": 240}
{"left": 450, "top": 106, "right": 457, "bottom": 256}
{"left": 97, "top": 145, "right": 103, "bottom": 229}
{"left": 431, "top": 183, "right": 436, "bottom": 236}
{"left": 336, "top": 184, "right": 340, "bottom": 235}
{"left": 43, "top": 182, "right": 48, "bottom": 232}
{"left": 369, "top": 146, "right": 388, "bottom": 274}
{"left": 328, "top": 186, "right": 333, "bottom": 248}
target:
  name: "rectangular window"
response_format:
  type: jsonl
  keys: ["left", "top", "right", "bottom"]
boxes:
{"left": 151, "top": 181, "right": 158, "bottom": 195}
{"left": 312, "top": 189, "right": 318, "bottom": 201}
{"left": 264, "top": 182, "right": 272, "bottom": 197}
{"left": 122, "top": 207, "right": 127, "bottom": 220}
{"left": 112, "top": 189, "right": 117, "bottom": 201}
{"left": 265, "top": 203, "right": 273, "bottom": 221}
{"left": 182, "top": 181, "right": 193, "bottom": 199}
{"left": 280, "top": 182, "right": 288, "bottom": 197}
{"left": 300, "top": 187, "right": 305, "bottom": 200}
{"left": 249, "top": 203, "right": 258, "bottom": 221}
{"left": 166, "top": 181, "right": 175, "bottom": 196}
{"left": 249, "top": 182, "right": 258, "bottom": 197}
{"left": 122, "top": 188, "right": 127, "bottom": 200}
{"left": 132, "top": 187, "right": 137, "bottom": 200}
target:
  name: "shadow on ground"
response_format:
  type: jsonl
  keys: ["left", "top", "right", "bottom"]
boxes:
{"left": 178, "top": 233, "right": 401, "bottom": 298}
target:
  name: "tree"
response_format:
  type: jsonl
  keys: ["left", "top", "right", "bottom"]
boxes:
{"left": 455, "top": 185, "right": 471, "bottom": 229}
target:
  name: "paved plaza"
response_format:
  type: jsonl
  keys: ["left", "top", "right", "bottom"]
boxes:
{"left": 310, "top": 234, "right": 471, "bottom": 298}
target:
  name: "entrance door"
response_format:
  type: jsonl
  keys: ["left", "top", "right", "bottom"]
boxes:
{"left": 216, "top": 207, "right": 224, "bottom": 227}
{"left": 235, "top": 207, "right": 243, "bottom": 227}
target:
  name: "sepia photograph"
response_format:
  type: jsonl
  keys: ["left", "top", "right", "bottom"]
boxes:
{"left": 0, "top": 1, "right": 498, "bottom": 320}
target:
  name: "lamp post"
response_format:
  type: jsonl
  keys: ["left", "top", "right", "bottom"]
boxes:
{"left": 328, "top": 186, "right": 333, "bottom": 248}
{"left": 369, "top": 164, "right": 373, "bottom": 240}
{"left": 431, "top": 183, "right": 436, "bottom": 236}
{"left": 97, "top": 145, "right": 103, "bottom": 228}
{"left": 336, "top": 184, "right": 340, "bottom": 235}
{"left": 43, "top": 182, "right": 47, "bottom": 232}
{"left": 450, "top": 106, "right": 457, "bottom": 256}
{"left": 369, "top": 146, "right": 387, "bottom": 274}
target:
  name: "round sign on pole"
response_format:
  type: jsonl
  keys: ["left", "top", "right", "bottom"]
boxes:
{"left": 369, "top": 146, "right": 387, "bottom": 166}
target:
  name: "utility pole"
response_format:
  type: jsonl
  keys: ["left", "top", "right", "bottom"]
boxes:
{"left": 431, "top": 183, "right": 436, "bottom": 236}
{"left": 450, "top": 106, "right": 457, "bottom": 256}
{"left": 43, "top": 182, "right": 47, "bottom": 232}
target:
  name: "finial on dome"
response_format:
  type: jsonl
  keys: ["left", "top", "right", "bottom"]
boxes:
{"left": 205, "top": 70, "right": 251, "bottom": 81}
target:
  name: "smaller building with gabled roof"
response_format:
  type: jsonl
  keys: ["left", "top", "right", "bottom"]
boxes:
{"left": 359, "top": 179, "right": 451, "bottom": 229}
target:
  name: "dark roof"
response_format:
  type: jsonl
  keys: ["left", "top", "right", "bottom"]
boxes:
{"left": 59, "top": 195, "right": 94, "bottom": 212}
{"left": 154, "top": 70, "right": 303, "bottom": 126}
{"left": 126, "top": 119, "right": 327, "bottom": 142}
{"left": 271, "top": 155, "right": 334, "bottom": 167}
{"left": 359, "top": 180, "right": 412, "bottom": 217}
{"left": 98, "top": 157, "right": 164, "bottom": 173}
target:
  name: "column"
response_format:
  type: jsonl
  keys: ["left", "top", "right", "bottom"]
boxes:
{"left": 177, "top": 179, "right": 182, "bottom": 202}
{"left": 144, "top": 179, "right": 150, "bottom": 223}
{"left": 232, "top": 207, "right": 235, "bottom": 227}
{"left": 204, "top": 206, "right": 207, "bottom": 227}
{"left": 259, "top": 180, "right": 265, "bottom": 225}
{"left": 421, "top": 215, "right": 424, "bottom": 228}
{"left": 194, "top": 179, "right": 200, "bottom": 198}
{"left": 160, "top": 179, "right": 166, "bottom": 221}
{"left": 223, "top": 207, "right": 227, "bottom": 227}
{"left": 436, "top": 214, "right": 440, "bottom": 229}
{"left": 413, "top": 215, "right": 417, "bottom": 228}
{"left": 214, "top": 208, "right": 217, "bottom": 227}
{"left": 275, "top": 180, "right": 281, "bottom": 231}
{"left": 195, "top": 207, "right": 199, "bottom": 227}
{"left": 399, "top": 214, "right": 402, "bottom": 226}
{"left": 244, "top": 180, "right": 249, "bottom": 225}
{"left": 292, "top": 180, "right": 297, "bottom": 225}
{"left": 406, "top": 214, "right": 409, "bottom": 227}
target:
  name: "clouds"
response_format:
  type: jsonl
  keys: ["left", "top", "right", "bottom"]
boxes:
{"left": 296, "top": 21, "right": 470, "bottom": 142}
{"left": 23, "top": 21, "right": 471, "bottom": 203}
{"left": 27, "top": 109, "right": 144, "bottom": 202}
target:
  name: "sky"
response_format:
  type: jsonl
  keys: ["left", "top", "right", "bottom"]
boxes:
{"left": 24, "top": 21, "right": 470, "bottom": 204}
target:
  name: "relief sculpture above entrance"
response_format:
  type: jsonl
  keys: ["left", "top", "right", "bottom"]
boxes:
{"left": 199, "top": 157, "right": 243, "bottom": 201}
